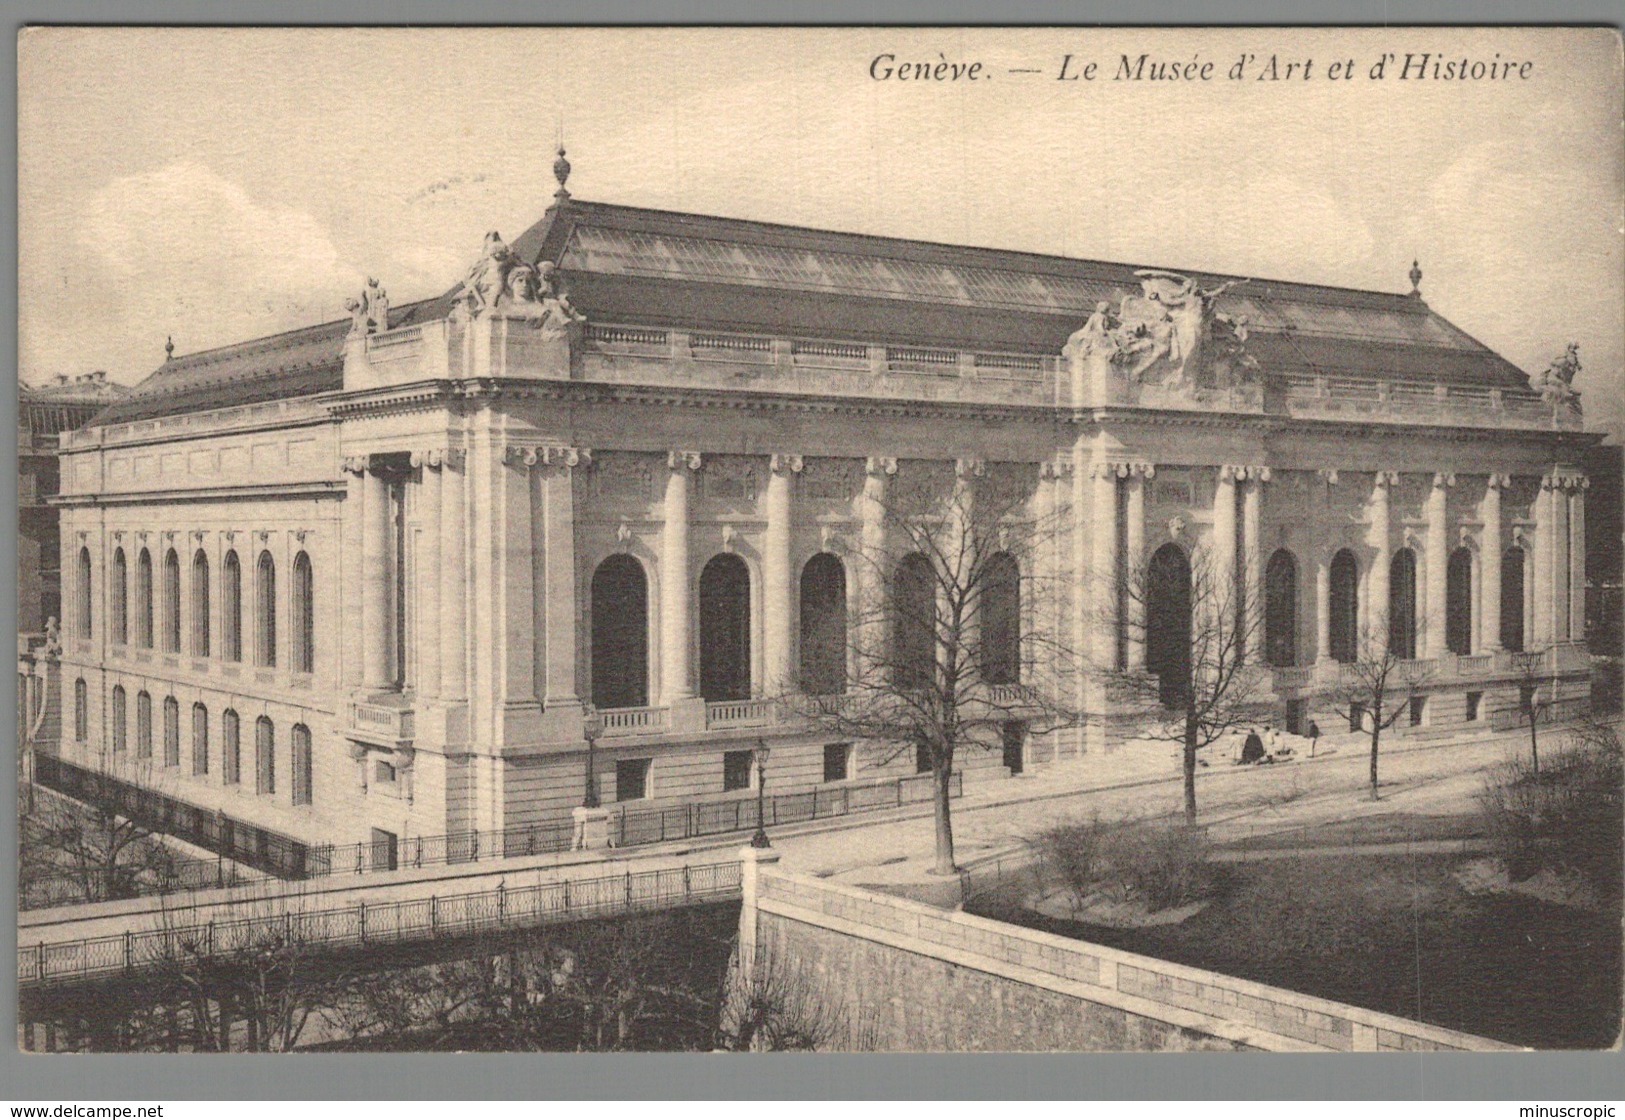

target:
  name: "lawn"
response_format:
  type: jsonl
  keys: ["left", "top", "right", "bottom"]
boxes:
{"left": 970, "top": 852, "right": 1622, "bottom": 1050}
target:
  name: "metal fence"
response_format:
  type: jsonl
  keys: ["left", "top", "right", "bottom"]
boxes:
{"left": 18, "top": 860, "right": 743, "bottom": 988}
{"left": 615, "top": 770, "right": 960, "bottom": 847}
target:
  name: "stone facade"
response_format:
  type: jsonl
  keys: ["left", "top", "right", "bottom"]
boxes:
{"left": 52, "top": 185, "right": 1602, "bottom": 852}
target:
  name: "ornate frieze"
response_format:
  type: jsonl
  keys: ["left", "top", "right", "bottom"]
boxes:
{"left": 802, "top": 458, "right": 860, "bottom": 501}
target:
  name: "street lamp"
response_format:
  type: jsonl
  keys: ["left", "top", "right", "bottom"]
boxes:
{"left": 751, "top": 739, "right": 772, "bottom": 848}
{"left": 581, "top": 706, "right": 603, "bottom": 809}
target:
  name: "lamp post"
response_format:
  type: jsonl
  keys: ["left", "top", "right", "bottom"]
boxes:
{"left": 751, "top": 739, "right": 772, "bottom": 848}
{"left": 581, "top": 707, "right": 602, "bottom": 809}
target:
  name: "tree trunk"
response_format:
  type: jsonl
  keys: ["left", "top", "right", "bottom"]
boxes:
{"left": 1368, "top": 725, "right": 1381, "bottom": 800}
{"left": 1527, "top": 703, "right": 1540, "bottom": 775}
{"left": 1183, "top": 721, "right": 1198, "bottom": 823}
{"left": 931, "top": 760, "right": 956, "bottom": 875}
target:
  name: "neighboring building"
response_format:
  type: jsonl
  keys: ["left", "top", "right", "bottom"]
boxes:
{"left": 51, "top": 160, "right": 1604, "bottom": 856}
{"left": 19, "top": 372, "right": 129, "bottom": 633}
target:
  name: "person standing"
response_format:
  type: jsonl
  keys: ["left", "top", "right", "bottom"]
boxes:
{"left": 1307, "top": 719, "right": 1321, "bottom": 757}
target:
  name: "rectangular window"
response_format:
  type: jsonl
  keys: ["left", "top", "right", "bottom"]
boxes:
{"left": 1466, "top": 691, "right": 1483, "bottom": 721}
{"left": 73, "top": 678, "right": 87, "bottom": 742}
{"left": 1349, "top": 702, "right": 1365, "bottom": 734}
{"left": 292, "top": 726, "right": 312, "bottom": 807}
{"left": 370, "top": 828, "right": 398, "bottom": 872}
{"left": 136, "top": 692, "right": 152, "bottom": 758}
{"left": 1409, "top": 696, "right": 1425, "bottom": 727}
{"left": 823, "top": 742, "right": 851, "bottom": 783}
{"left": 222, "top": 712, "right": 240, "bottom": 785}
{"left": 915, "top": 740, "right": 933, "bottom": 774}
{"left": 374, "top": 760, "right": 397, "bottom": 785}
{"left": 723, "top": 749, "right": 753, "bottom": 792}
{"left": 111, "top": 688, "right": 126, "bottom": 752}
{"left": 162, "top": 698, "right": 180, "bottom": 767}
{"left": 192, "top": 706, "right": 209, "bottom": 775}
{"left": 255, "top": 718, "right": 275, "bottom": 795}
{"left": 615, "top": 758, "right": 651, "bottom": 802}
{"left": 1001, "top": 721, "right": 1026, "bottom": 775}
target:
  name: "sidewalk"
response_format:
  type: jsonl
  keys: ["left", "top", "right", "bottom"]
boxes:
{"left": 768, "top": 722, "right": 1588, "bottom": 886}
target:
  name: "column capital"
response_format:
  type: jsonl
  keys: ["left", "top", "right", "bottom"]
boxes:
{"left": 1486, "top": 472, "right": 1511, "bottom": 491}
{"left": 1317, "top": 468, "right": 1340, "bottom": 485}
{"left": 341, "top": 455, "right": 370, "bottom": 476}
{"left": 1040, "top": 458, "right": 1075, "bottom": 480}
{"left": 1432, "top": 471, "right": 1456, "bottom": 489}
{"left": 668, "top": 450, "right": 703, "bottom": 471}
{"left": 1218, "top": 464, "right": 1262, "bottom": 483}
{"left": 955, "top": 455, "right": 986, "bottom": 479}
{"left": 866, "top": 455, "right": 898, "bottom": 477}
{"left": 1373, "top": 470, "right": 1400, "bottom": 488}
{"left": 769, "top": 453, "right": 804, "bottom": 475}
{"left": 1126, "top": 461, "right": 1156, "bottom": 479}
{"left": 1546, "top": 471, "right": 1589, "bottom": 493}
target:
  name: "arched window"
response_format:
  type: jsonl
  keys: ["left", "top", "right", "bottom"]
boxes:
{"left": 1265, "top": 549, "right": 1298, "bottom": 668}
{"left": 699, "top": 553, "right": 752, "bottom": 702}
{"left": 1329, "top": 550, "right": 1359, "bottom": 663}
{"left": 893, "top": 552, "right": 936, "bottom": 691}
{"left": 255, "top": 716, "right": 275, "bottom": 795}
{"left": 291, "top": 723, "right": 312, "bottom": 806}
{"left": 136, "top": 690, "right": 152, "bottom": 758}
{"left": 76, "top": 547, "right": 92, "bottom": 639}
{"left": 111, "top": 548, "right": 127, "bottom": 645}
{"left": 162, "top": 695, "right": 179, "bottom": 767}
{"left": 1446, "top": 547, "right": 1474, "bottom": 655}
{"left": 222, "top": 709, "right": 240, "bottom": 785}
{"left": 111, "top": 686, "right": 126, "bottom": 753}
{"left": 255, "top": 551, "right": 277, "bottom": 668}
{"left": 135, "top": 548, "right": 154, "bottom": 649}
{"left": 590, "top": 555, "right": 649, "bottom": 709}
{"left": 73, "top": 677, "right": 87, "bottom": 742}
{"left": 1389, "top": 548, "right": 1418, "bottom": 660}
{"left": 799, "top": 553, "right": 847, "bottom": 695}
{"left": 191, "top": 703, "right": 209, "bottom": 776}
{"left": 191, "top": 550, "right": 210, "bottom": 658}
{"left": 222, "top": 551, "right": 242, "bottom": 662}
{"left": 1501, "top": 547, "right": 1526, "bottom": 652}
{"left": 292, "top": 551, "right": 314, "bottom": 674}
{"left": 162, "top": 549, "right": 181, "bottom": 653}
{"left": 982, "top": 552, "right": 1021, "bottom": 685}
{"left": 1146, "top": 543, "right": 1193, "bottom": 708}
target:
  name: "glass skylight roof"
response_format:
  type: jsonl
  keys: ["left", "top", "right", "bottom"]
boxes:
{"left": 562, "top": 226, "right": 1484, "bottom": 352}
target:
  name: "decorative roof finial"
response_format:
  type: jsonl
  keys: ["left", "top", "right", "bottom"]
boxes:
{"left": 1408, "top": 259, "right": 1423, "bottom": 298}
{"left": 164, "top": 335, "right": 174, "bottom": 362}
{"left": 553, "top": 146, "right": 572, "bottom": 200}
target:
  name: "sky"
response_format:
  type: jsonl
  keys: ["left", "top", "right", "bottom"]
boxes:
{"left": 17, "top": 27, "right": 1624, "bottom": 439}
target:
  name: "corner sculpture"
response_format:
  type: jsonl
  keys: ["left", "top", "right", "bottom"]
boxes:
{"left": 1531, "top": 341, "right": 1583, "bottom": 418}
{"left": 452, "top": 230, "right": 585, "bottom": 340}
{"left": 1064, "top": 270, "right": 1258, "bottom": 406}
{"left": 345, "top": 277, "right": 391, "bottom": 338}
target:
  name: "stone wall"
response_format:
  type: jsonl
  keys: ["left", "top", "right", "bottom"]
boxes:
{"left": 742, "top": 855, "right": 1515, "bottom": 1053}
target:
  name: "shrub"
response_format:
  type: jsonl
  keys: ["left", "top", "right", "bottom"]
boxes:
{"left": 1478, "top": 719, "right": 1623, "bottom": 894}
{"left": 1034, "top": 818, "right": 1216, "bottom": 912}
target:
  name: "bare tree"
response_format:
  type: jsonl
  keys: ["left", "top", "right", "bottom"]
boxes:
{"left": 20, "top": 773, "right": 179, "bottom": 907}
{"left": 1508, "top": 646, "right": 1558, "bottom": 775}
{"left": 1319, "top": 617, "right": 1436, "bottom": 799}
{"left": 793, "top": 462, "right": 1080, "bottom": 875}
{"left": 719, "top": 926, "right": 878, "bottom": 1052}
{"left": 1096, "top": 542, "right": 1272, "bottom": 823}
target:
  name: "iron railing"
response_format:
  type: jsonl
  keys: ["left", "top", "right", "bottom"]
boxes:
{"left": 18, "top": 861, "right": 743, "bottom": 988}
{"left": 615, "top": 770, "right": 958, "bottom": 847}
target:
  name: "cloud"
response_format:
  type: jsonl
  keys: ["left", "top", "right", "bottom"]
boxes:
{"left": 77, "top": 161, "right": 362, "bottom": 353}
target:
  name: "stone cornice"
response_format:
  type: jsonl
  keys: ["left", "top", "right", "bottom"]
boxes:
{"left": 49, "top": 480, "right": 346, "bottom": 508}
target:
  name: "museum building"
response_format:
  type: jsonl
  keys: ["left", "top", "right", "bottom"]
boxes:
{"left": 50, "top": 156, "right": 1601, "bottom": 859}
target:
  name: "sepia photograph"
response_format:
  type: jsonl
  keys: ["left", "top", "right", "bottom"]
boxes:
{"left": 12, "top": 24, "right": 1623, "bottom": 1063}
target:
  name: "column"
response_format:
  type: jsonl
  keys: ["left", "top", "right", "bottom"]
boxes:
{"left": 1570, "top": 478, "right": 1587, "bottom": 642}
{"left": 952, "top": 457, "right": 983, "bottom": 674}
{"left": 360, "top": 462, "right": 393, "bottom": 691}
{"left": 1424, "top": 472, "right": 1452, "bottom": 657}
{"left": 439, "top": 451, "right": 467, "bottom": 702}
{"left": 660, "top": 451, "right": 699, "bottom": 704}
{"left": 1314, "top": 551, "right": 1331, "bottom": 663}
{"left": 413, "top": 455, "right": 442, "bottom": 699}
{"left": 1123, "top": 464, "right": 1149, "bottom": 672}
{"left": 859, "top": 457, "right": 895, "bottom": 681}
{"left": 1481, "top": 474, "right": 1504, "bottom": 652}
{"left": 1241, "top": 468, "right": 1267, "bottom": 660}
{"left": 1092, "top": 461, "right": 1120, "bottom": 670}
{"left": 763, "top": 454, "right": 799, "bottom": 694}
{"left": 542, "top": 448, "right": 585, "bottom": 709}
{"left": 1368, "top": 472, "right": 1392, "bottom": 655}
{"left": 1213, "top": 466, "right": 1238, "bottom": 629}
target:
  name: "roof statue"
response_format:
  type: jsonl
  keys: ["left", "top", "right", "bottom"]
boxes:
{"left": 1064, "top": 270, "right": 1257, "bottom": 405}
{"left": 346, "top": 278, "right": 391, "bottom": 339}
{"left": 1532, "top": 341, "right": 1583, "bottom": 418}
{"left": 451, "top": 231, "right": 585, "bottom": 338}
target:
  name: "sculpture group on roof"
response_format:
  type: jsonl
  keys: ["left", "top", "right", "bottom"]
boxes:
{"left": 1531, "top": 341, "right": 1583, "bottom": 417}
{"left": 1064, "top": 270, "right": 1257, "bottom": 395}
{"left": 345, "top": 278, "right": 390, "bottom": 339}
{"left": 453, "top": 230, "right": 585, "bottom": 338}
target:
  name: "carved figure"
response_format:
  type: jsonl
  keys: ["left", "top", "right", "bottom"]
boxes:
{"left": 458, "top": 231, "right": 519, "bottom": 313}
{"left": 345, "top": 295, "right": 369, "bottom": 338}
{"left": 43, "top": 617, "right": 60, "bottom": 654}
{"left": 364, "top": 278, "right": 389, "bottom": 333}
{"left": 1083, "top": 270, "right": 1252, "bottom": 391}
{"left": 1532, "top": 341, "right": 1582, "bottom": 416}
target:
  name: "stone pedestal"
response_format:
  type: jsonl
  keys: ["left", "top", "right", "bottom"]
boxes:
{"left": 572, "top": 805, "right": 615, "bottom": 850}
{"left": 669, "top": 696, "right": 708, "bottom": 734}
